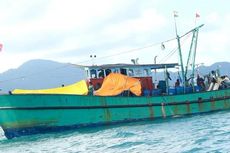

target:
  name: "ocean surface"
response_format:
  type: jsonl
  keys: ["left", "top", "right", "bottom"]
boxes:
{"left": 0, "top": 111, "right": 230, "bottom": 153}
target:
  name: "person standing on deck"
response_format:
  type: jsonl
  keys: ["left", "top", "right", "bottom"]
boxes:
{"left": 88, "top": 82, "right": 94, "bottom": 95}
{"left": 197, "top": 75, "right": 205, "bottom": 91}
{"left": 207, "top": 70, "right": 218, "bottom": 91}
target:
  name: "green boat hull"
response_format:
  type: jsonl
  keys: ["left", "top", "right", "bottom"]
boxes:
{"left": 0, "top": 89, "right": 230, "bottom": 139}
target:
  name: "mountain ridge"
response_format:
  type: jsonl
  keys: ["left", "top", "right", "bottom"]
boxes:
{"left": 0, "top": 59, "right": 229, "bottom": 93}
{"left": 0, "top": 59, "right": 85, "bottom": 93}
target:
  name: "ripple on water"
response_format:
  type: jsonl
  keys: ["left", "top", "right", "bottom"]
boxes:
{"left": 114, "top": 131, "right": 136, "bottom": 138}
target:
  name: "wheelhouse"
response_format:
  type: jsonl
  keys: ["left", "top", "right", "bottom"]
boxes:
{"left": 84, "top": 63, "right": 178, "bottom": 91}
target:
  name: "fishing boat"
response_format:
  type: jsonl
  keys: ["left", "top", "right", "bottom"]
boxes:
{"left": 0, "top": 24, "right": 230, "bottom": 139}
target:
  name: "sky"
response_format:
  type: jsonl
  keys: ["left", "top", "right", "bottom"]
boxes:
{"left": 0, "top": 0, "right": 230, "bottom": 73}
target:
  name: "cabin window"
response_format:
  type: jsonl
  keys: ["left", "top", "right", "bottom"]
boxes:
{"left": 144, "top": 69, "right": 149, "bottom": 76}
{"left": 105, "top": 69, "right": 111, "bottom": 76}
{"left": 128, "top": 69, "right": 134, "bottom": 76}
{"left": 120, "top": 68, "right": 127, "bottom": 75}
{"left": 134, "top": 69, "right": 142, "bottom": 76}
{"left": 90, "top": 69, "right": 97, "bottom": 78}
{"left": 98, "top": 69, "right": 105, "bottom": 78}
{"left": 86, "top": 70, "right": 89, "bottom": 78}
{"left": 113, "top": 69, "right": 119, "bottom": 73}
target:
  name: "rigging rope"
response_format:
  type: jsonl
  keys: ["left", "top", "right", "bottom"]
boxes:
{"left": 77, "top": 37, "right": 176, "bottom": 64}
{"left": 0, "top": 37, "right": 178, "bottom": 83}
{"left": 158, "top": 32, "right": 192, "bottom": 64}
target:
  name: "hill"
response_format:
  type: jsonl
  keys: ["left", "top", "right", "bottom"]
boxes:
{"left": 0, "top": 59, "right": 85, "bottom": 93}
{"left": 0, "top": 59, "right": 229, "bottom": 93}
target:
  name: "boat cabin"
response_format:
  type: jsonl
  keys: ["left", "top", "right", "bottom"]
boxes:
{"left": 84, "top": 63, "right": 178, "bottom": 91}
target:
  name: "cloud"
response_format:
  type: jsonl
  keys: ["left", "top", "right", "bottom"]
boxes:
{"left": 103, "top": 9, "right": 166, "bottom": 39}
{"left": 196, "top": 12, "right": 230, "bottom": 66}
{"left": 0, "top": 0, "right": 230, "bottom": 73}
{"left": 0, "top": 0, "right": 141, "bottom": 54}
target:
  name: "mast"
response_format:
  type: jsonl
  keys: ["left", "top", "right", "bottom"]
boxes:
{"left": 174, "top": 12, "right": 185, "bottom": 87}
{"left": 190, "top": 29, "right": 199, "bottom": 87}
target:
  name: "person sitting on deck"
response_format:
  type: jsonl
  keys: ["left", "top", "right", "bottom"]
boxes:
{"left": 175, "top": 79, "right": 180, "bottom": 87}
{"left": 219, "top": 75, "right": 230, "bottom": 89}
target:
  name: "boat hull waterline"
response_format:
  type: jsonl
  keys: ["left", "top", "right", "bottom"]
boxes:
{"left": 0, "top": 89, "right": 230, "bottom": 139}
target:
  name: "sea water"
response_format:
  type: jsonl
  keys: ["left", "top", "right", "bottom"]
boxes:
{"left": 0, "top": 111, "right": 230, "bottom": 153}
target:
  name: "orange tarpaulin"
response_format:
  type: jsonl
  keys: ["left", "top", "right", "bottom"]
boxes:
{"left": 94, "top": 73, "right": 142, "bottom": 96}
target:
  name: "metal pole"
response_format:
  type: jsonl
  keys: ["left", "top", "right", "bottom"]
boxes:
{"left": 154, "top": 56, "right": 157, "bottom": 88}
{"left": 174, "top": 13, "right": 185, "bottom": 91}
{"left": 165, "top": 65, "right": 169, "bottom": 95}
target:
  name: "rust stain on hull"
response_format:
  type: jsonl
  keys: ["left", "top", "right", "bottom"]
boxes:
{"left": 173, "top": 105, "right": 178, "bottom": 115}
{"left": 148, "top": 106, "right": 154, "bottom": 120}
{"left": 100, "top": 97, "right": 112, "bottom": 123}
{"left": 1, "top": 119, "right": 58, "bottom": 129}
{"left": 224, "top": 101, "right": 230, "bottom": 109}
{"left": 104, "top": 109, "right": 111, "bottom": 123}
{"left": 186, "top": 101, "right": 191, "bottom": 114}
{"left": 210, "top": 97, "right": 215, "bottom": 110}
{"left": 198, "top": 98, "right": 203, "bottom": 112}
{"left": 147, "top": 99, "right": 154, "bottom": 120}
{"left": 161, "top": 103, "right": 166, "bottom": 118}
{"left": 224, "top": 96, "right": 230, "bottom": 109}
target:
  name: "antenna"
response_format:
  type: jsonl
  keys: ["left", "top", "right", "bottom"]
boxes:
{"left": 131, "top": 58, "right": 139, "bottom": 65}
{"left": 131, "top": 59, "right": 135, "bottom": 65}
{"left": 135, "top": 58, "right": 139, "bottom": 64}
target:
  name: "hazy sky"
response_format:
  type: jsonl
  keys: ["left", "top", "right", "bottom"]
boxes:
{"left": 0, "top": 0, "right": 229, "bottom": 72}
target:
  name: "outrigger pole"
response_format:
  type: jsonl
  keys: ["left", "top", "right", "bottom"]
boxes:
{"left": 184, "top": 24, "right": 204, "bottom": 89}
{"left": 173, "top": 11, "right": 204, "bottom": 90}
